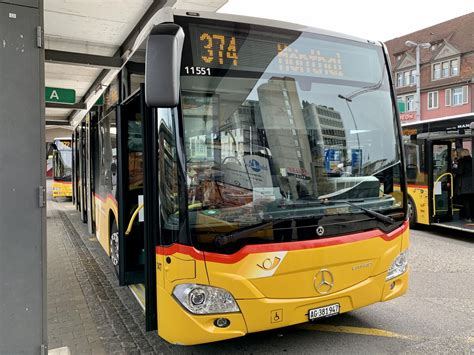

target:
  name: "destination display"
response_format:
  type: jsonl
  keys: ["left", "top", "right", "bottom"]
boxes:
{"left": 183, "top": 20, "right": 381, "bottom": 83}
{"left": 55, "top": 139, "right": 71, "bottom": 149}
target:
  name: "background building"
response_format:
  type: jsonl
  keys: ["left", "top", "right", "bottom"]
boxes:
{"left": 385, "top": 12, "right": 473, "bottom": 123}
{"left": 257, "top": 77, "right": 316, "bottom": 197}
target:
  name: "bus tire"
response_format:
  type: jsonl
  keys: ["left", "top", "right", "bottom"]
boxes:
{"left": 110, "top": 221, "right": 119, "bottom": 271}
{"left": 407, "top": 196, "right": 417, "bottom": 228}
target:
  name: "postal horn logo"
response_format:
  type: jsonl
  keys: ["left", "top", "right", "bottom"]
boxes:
{"left": 314, "top": 269, "right": 334, "bottom": 294}
{"left": 257, "top": 257, "right": 281, "bottom": 271}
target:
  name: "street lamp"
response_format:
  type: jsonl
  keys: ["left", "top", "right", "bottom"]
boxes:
{"left": 405, "top": 40, "right": 431, "bottom": 121}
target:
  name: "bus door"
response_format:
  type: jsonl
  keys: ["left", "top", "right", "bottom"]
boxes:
{"left": 117, "top": 92, "right": 145, "bottom": 286}
{"left": 72, "top": 130, "right": 78, "bottom": 207}
{"left": 429, "top": 141, "right": 453, "bottom": 222}
{"left": 79, "top": 122, "right": 88, "bottom": 223}
{"left": 141, "top": 84, "right": 158, "bottom": 332}
{"left": 86, "top": 113, "right": 96, "bottom": 234}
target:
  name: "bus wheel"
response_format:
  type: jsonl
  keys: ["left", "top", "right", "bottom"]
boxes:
{"left": 110, "top": 222, "right": 119, "bottom": 268}
{"left": 407, "top": 197, "right": 417, "bottom": 228}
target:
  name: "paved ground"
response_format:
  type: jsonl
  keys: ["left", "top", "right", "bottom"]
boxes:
{"left": 48, "top": 191, "right": 474, "bottom": 354}
{"left": 48, "top": 198, "right": 105, "bottom": 354}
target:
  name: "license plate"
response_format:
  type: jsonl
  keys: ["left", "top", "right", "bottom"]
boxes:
{"left": 308, "top": 303, "right": 340, "bottom": 320}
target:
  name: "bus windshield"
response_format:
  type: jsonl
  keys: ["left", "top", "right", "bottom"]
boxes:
{"left": 177, "top": 17, "right": 405, "bottom": 253}
{"left": 54, "top": 140, "right": 73, "bottom": 181}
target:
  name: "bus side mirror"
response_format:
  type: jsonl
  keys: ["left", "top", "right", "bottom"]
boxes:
{"left": 145, "top": 23, "right": 184, "bottom": 108}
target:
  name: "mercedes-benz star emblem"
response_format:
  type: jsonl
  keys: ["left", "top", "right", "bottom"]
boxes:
{"left": 316, "top": 226, "right": 325, "bottom": 236}
{"left": 314, "top": 269, "right": 334, "bottom": 294}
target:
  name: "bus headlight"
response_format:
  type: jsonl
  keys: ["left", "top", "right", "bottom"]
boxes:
{"left": 386, "top": 251, "right": 408, "bottom": 280}
{"left": 173, "top": 284, "right": 240, "bottom": 314}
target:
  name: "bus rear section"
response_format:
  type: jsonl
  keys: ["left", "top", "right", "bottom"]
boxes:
{"left": 143, "top": 11, "right": 409, "bottom": 345}
{"left": 52, "top": 138, "right": 73, "bottom": 198}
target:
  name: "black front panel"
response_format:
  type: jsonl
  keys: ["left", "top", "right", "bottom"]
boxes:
{"left": 118, "top": 92, "right": 145, "bottom": 285}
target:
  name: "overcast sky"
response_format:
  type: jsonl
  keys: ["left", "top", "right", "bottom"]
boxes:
{"left": 219, "top": 0, "right": 473, "bottom": 41}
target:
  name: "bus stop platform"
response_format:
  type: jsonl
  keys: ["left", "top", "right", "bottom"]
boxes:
{"left": 46, "top": 190, "right": 172, "bottom": 354}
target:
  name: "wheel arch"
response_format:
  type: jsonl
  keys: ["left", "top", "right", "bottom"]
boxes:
{"left": 108, "top": 209, "right": 118, "bottom": 253}
{"left": 407, "top": 193, "right": 417, "bottom": 228}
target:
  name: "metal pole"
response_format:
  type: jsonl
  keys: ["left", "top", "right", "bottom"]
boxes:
{"left": 415, "top": 44, "right": 421, "bottom": 122}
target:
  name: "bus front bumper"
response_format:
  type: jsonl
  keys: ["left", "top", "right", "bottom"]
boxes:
{"left": 52, "top": 182, "right": 72, "bottom": 198}
{"left": 157, "top": 271, "right": 408, "bottom": 345}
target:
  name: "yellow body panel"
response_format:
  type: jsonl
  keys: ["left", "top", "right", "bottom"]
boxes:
{"left": 156, "top": 225, "right": 410, "bottom": 345}
{"left": 52, "top": 181, "right": 72, "bottom": 198}
{"left": 407, "top": 186, "right": 430, "bottom": 225}
{"left": 156, "top": 250, "right": 210, "bottom": 293}
{"left": 207, "top": 236, "right": 400, "bottom": 299}
{"left": 238, "top": 271, "right": 408, "bottom": 334}
{"left": 94, "top": 195, "right": 118, "bottom": 254}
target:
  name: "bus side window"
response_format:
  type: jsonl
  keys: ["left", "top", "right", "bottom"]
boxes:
{"left": 404, "top": 143, "right": 419, "bottom": 182}
{"left": 158, "top": 108, "right": 179, "bottom": 246}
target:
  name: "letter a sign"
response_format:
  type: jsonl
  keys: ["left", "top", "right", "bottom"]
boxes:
{"left": 45, "top": 87, "right": 76, "bottom": 104}
{"left": 49, "top": 90, "right": 60, "bottom": 101}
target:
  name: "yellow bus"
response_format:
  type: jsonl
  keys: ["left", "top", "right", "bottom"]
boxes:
{"left": 74, "top": 9, "right": 409, "bottom": 345}
{"left": 52, "top": 137, "right": 73, "bottom": 198}
{"left": 403, "top": 113, "right": 474, "bottom": 233}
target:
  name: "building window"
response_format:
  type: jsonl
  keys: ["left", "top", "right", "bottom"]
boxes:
{"left": 398, "top": 95, "right": 417, "bottom": 112}
{"left": 433, "top": 63, "right": 441, "bottom": 80}
{"left": 410, "top": 70, "right": 416, "bottom": 85}
{"left": 397, "top": 73, "right": 403, "bottom": 87}
{"left": 452, "top": 87, "right": 463, "bottom": 105}
{"left": 396, "top": 69, "right": 417, "bottom": 87}
{"left": 404, "top": 71, "right": 410, "bottom": 86}
{"left": 397, "top": 97, "right": 404, "bottom": 112}
{"left": 445, "top": 86, "right": 468, "bottom": 106}
{"left": 442, "top": 62, "right": 449, "bottom": 77}
{"left": 450, "top": 59, "right": 459, "bottom": 76}
{"left": 432, "top": 58, "right": 460, "bottom": 80}
{"left": 428, "top": 91, "right": 438, "bottom": 109}
{"left": 406, "top": 95, "right": 415, "bottom": 112}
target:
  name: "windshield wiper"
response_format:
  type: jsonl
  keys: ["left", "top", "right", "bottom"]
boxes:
{"left": 214, "top": 219, "right": 281, "bottom": 247}
{"left": 322, "top": 199, "right": 395, "bottom": 225}
{"left": 214, "top": 214, "right": 320, "bottom": 247}
{"left": 338, "top": 70, "right": 386, "bottom": 102}
{"left": 338, "top": 94, "right": 352, "bottom": 102}
{"left": 213, "top": 199, "right": 395, "bottom": 247}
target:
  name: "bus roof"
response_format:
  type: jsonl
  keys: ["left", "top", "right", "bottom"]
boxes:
{"left": 170, "top": 9, "right": 379, "bottom": 46}
{"left": 401, "top": 113, "right": 474, "bottom": 127}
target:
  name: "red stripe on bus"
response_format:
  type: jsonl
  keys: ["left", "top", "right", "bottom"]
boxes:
{"left": 156, "top": 244, "right": 205, "bottom": 261}
{"left": 53, "top": 180, "right": 72, "bottom": 185}
{"left": 156, "top": 220, "right": 408, "bottom": 264}
{"left": 93, "top": 192, "right": 105, "bottom": 202}
{"left": 93, "top": 193, "right": 118, "bottom": 207}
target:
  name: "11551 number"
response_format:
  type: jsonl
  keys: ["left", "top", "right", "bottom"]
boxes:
{"left": 184, "top": 66, "right": 211, "bottom": 75}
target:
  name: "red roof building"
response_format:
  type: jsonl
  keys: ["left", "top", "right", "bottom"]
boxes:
{"left": 385, "top": 12, "right": 473, "bottom": 123}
